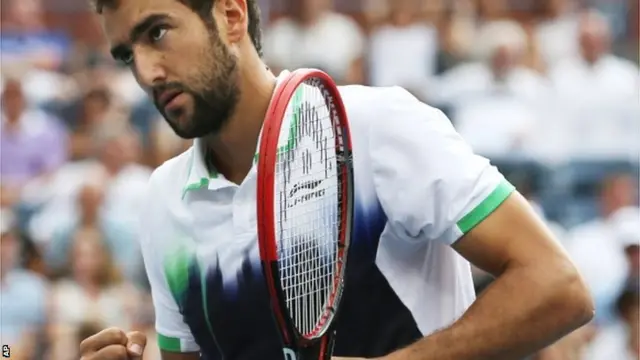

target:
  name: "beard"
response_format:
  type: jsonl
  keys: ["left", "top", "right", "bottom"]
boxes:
{"left": 154, "top": 22, "right": 241, "bottom": 139}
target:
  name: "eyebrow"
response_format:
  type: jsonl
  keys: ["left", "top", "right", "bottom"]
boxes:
{"left": 110, "top": 13, "right": 170, "bottom": 61}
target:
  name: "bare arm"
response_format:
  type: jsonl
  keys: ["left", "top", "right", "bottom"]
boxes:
{"left": 384, "top": 192, "right": 594, "bottom": 360}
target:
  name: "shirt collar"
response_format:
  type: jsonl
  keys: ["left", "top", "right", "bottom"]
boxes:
{"left": 182, "top": 70, "right": 291, "bottom": 196}
{"left": 182, "top": 139, "right": 215, "bottom": 196}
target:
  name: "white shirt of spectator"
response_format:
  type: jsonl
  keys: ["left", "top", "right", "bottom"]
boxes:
{"left": 25, "top": 160, "right": 152, "bottom": 245}
{"left": 584, "top": 321, "right": 637, "bottom": 360}
{"left": 564, "top": 207, "right": 636, "bottom": 322}
{"left": 263, "top": 12, "right": 365, "bottom": 82}
{"left": 369, "top": 23, "right": 439, "bottom": 90}
{"left": 431, "top": 62, "right": 549, "bottom": 107}
{"left": 535, "top": 14, "right": 581, "bottom": 68}
{"left": 453, "top": 92, "right": 539, "bottom": 157}
{"left": 546, "top": 55, "right": 640, "bottom": 160}
{"left": 550, "top": 54, "right": 640, "bottom": 105}
{"left": 139, "top": 73, "right": 514, "bottom": 353}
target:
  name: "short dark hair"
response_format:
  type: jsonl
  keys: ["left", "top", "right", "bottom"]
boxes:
{"left": 93, "top": 0, "right": 263, "bottom": 56}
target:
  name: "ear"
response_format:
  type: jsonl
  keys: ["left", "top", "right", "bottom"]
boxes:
{"left": 218, "top": 0, "right": 248, "bottom": 45}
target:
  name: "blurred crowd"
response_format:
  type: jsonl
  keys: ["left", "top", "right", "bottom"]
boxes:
{"left": 0, "top": 0, "right": 638, "bottom": 359}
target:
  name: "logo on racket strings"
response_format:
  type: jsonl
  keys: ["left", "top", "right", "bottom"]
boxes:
{"left": 288, "top": 179, "right": 326, "bottom": 208}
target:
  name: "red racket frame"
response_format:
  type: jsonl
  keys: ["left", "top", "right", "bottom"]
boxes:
{"left": 256, "top": 69, "right": 354, "bottom": 359}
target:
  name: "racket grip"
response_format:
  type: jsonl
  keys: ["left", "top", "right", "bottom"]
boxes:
{"left": 322, "top": 331, "right": 336, "bottom": 360}
{"left": 296, "top": 330, "right": 336, "bottom": 360}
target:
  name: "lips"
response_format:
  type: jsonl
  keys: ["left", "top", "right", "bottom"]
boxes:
{"left": 157, "top": 89, "right": 183, "bottom": 110}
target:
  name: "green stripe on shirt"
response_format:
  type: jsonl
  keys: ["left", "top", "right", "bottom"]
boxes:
{"left": 457, "top": 180, "right": 515, "bottom": 234}
{"left": 157, "top": 333, "right": 182, "bottom": 352}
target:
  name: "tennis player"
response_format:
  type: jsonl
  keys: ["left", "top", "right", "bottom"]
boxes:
{"left": 79, "top": 0, "right": 594, "bottom": 359}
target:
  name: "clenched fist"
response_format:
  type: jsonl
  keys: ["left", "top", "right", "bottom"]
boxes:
{"left": 80, "top": 328, "right": 147, "bottom": 360}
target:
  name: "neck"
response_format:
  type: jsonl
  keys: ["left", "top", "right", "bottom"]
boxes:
{"left": 390, "top": 12, "right": 413, "bottom": 27}
{"left": 78, "top": 277, "right": 100, "bottom": 292}
{"left": 204, "top": 56, "right": 277, "bottom": 184}
{"left": 81, "top": 213, "right": 99, "bottom": 226}
{"left": 103, "top": 161, "right": 124, "bottom": 176}
{"left": 3, "top": 113, "right": 22, "bottom": 128}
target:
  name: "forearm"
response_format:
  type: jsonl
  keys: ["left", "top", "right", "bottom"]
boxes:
{"left": 385, "top": 261, "right": 593, "bottom": 360}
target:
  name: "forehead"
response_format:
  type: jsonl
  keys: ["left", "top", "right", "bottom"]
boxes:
{"left": 100, "top": 0, "right": 192, "bottom": 43}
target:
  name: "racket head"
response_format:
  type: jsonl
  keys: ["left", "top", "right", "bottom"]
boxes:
{"left": 257, "top": 69, "right": 354, "bottom": 348}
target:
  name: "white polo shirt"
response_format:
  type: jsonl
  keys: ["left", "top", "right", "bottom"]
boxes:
{"left": 139, "top": 80, "right": 514, "bottom": 359}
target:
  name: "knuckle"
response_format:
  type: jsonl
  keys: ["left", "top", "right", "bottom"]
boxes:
{"left": 79, "top": 338, "right": 88, "bottom": 352}
{"left": 127, "top": 330, "right": 147, "bottom": 344}
{"left": 105, "top": 327, "right": 125, "bottom": 341}
{"left": 114, "top": 346, "right": 129, "bottom": 358}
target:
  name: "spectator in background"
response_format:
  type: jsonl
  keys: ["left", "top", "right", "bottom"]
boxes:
{"left": 0, "top": 209, "right": 48, "bottom": 360}
{"left": 48, "top": 228, "right": 141, "bottom": 360}
{"left": 27, "top": 125, "right": 150, "bottom": 255}
{"left": 0, "top": 0, "right": 75, "bottom": 107}
{"left": 434, "top": 20, "right": 547, "bottom": 157}
{"left": 68, "top": 88, "right": 113, "bottom": 160}
{"left": 263, "top": 0, "right": 366, "bottom": 84}
{"left": 436, "top": 19, "right": 548, "bottom": 104}
{"left": 565, "top": 173, "right": 639, "bottom": 325}
{"left": 531, "top": 9, "right": 640, "bottom": 161}
{"left": 556, "top": 11, "right": 639, "bottom": 160}
{"left": 535, "top": 0, "right": 580, "bottom": 69}
{"left": 611, "top": 206, "right": 640, "bottom": 286}
{"left": 368, "top": 0, "right": 440, "bottom": 96}
{"left": 46, "top": 182, "right": 141, "bottom": 286}
{"left": 148, "top": 117, "right": 194, "bottom": 168}
{"left": 585, "top": 285, "right": 640, "bottom": 360}
{"left": 549, "top": 9, "right": 639, "bottom": 104}
{"left": 434, "top": 0, "right": 477, "bottom": 74}
{"left": 535, "top": 325, "right": 596, "bottom": 360}
{"left": 475, "top": 0, "right": 509, "bottom": 22}
{"left": 0, "top": 78, "right": 68, "bottom": 208}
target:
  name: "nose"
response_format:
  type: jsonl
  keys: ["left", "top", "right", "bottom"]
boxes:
{"left": 132, "top": 47, "right": 166, "bottom": 92}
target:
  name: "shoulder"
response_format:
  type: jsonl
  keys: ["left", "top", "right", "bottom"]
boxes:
{"left": 339, "top": 84, "right": 440, "bottom": 114}
{"left": 9, "top": 270, "right": 48, "bottom": 290}
{"left": 338, "top": 84, "right": 451, "bottom": 137}
{"left": 604, "top": 56, "right": 640, "bottom": 77}
{"left": 322, "top": 12, "right": 362, "bottom": 31}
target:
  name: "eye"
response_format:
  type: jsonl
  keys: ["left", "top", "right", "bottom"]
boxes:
{"left": 149, "top": 26, "right": 168, "bottom": 42}
{"left": 121, "top": 51, "right": 134, "bottom": 65}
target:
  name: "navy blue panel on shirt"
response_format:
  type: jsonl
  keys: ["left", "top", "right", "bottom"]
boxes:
{"left": 333, "top": 198, "right": 423, "bottom": 357}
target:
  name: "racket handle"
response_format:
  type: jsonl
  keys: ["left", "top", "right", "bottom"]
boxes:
{"left": 322, "top": 331, "right": 336, "bottom": 360}
{"left": 295, "top": 330, "right": 336, "bottom": 360}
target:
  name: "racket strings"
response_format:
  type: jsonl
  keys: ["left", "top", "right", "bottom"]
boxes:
{"left": 275, "top": 80, "right": 345, "bottom": 338}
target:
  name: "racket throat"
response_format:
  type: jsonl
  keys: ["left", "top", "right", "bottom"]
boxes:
{"left": 283, "top": 333, "right": 335, "bottom": 360}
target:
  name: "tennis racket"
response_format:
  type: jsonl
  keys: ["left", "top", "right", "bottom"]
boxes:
{"left": 257, "top": 69, "right": 354, "bottom": 360}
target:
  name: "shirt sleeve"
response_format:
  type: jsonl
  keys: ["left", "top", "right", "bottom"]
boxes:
{"left": 139, "top": 176, "right": 200, "bottom": 353}
{"left": 368, "top": 87, "right": 515, "bottom": 245}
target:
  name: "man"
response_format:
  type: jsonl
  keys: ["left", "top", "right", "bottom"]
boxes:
{"left": 0, "top": 78, "right": 68, "bottom": 208}
{"left": 80, "top": 1, "right": 594, "bottom": 359}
